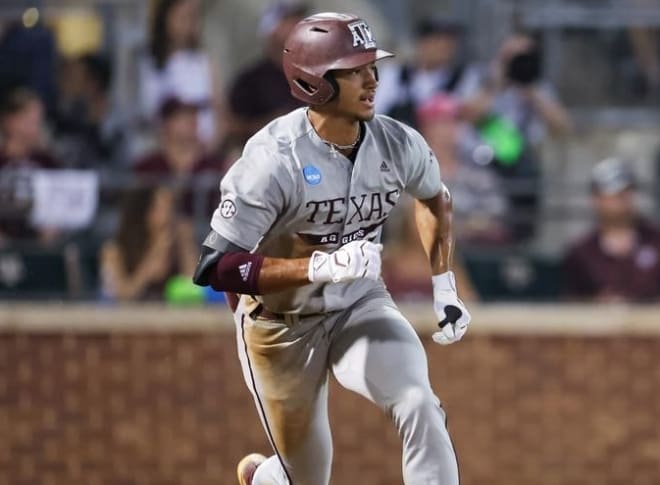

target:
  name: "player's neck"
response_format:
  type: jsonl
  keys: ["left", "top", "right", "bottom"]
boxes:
{"left": 307, "top": 109, "right": 360, "bottom": 148}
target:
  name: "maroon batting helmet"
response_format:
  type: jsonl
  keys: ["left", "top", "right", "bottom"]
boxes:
{"left": 282, "top": 12, "right": 394, "bottom": 105}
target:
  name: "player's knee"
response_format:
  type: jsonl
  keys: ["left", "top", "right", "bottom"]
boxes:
{"left": 391, "top": 385, "right": 440, "bottom": 416}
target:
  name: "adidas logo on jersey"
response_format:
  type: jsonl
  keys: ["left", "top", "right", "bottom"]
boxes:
{"left": 380, "top": 161, "right": 390, "bottom": 172}
{"left": 239, "top": 262, "right": 252, "bottom": 282}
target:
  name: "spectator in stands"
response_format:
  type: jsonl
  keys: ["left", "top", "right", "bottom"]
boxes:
{"left": 100, "top": 185, "right": 198, "bottom": 301}
{"left": 382, "top": 94, "right": 485, "bottom": 302}
{"left": 0, "top": 19, "right": 58, "bottom": 117}
{"left": 626, "top": 0, "right": 660, "bottom": 100}
{"left": 133, "top": 96, "right": 225, "bottom": 220}
{"left": 139, "top": 0, "right": 222, "bottom": 146}
{"left": 383, "top": 197, "right": 478, "bottom": 303}
{"left": 54, "top": 53, "right": 128, "bottom": 170}
{"left": 225, "top": 1, "right": 307, "bottom": 147}
{"left": 0, "top": 87, "right": 61, "bottom": 243}
{"left": 375, "top": 16, "right": 481, "bottom": 128}
{"left": 626, "top": 26, "right": 660, "bottom": 100}
{"left": 417, "top": 94, "right": 511, "bottom": 244}
{"left": 562, "top": 157, "right": 660, "bottom": 302}
{"left": 461, "top": 32, "right": 572, "bottom": 242}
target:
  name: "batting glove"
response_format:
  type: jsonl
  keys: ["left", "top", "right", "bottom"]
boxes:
{"left": 308, "top": 240, "right": 383, "bottom": 284}
{"left": 432, "top": 271, "right": 471, "bottom": 345}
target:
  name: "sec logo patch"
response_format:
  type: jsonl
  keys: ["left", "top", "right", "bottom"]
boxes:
{"left": 220, "top": 199, "right": 237, "bottom": 218}
{"left": 303, "top": 165, "right": 322, "bottom": 185}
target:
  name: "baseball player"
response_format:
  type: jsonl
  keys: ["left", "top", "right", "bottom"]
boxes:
{"left": 193, "top": 12, "right": 471, "bottom": 485}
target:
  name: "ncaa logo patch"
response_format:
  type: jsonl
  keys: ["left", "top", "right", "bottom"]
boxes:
{"left": 303, "top": 166, "right": 322, "bottom": 185}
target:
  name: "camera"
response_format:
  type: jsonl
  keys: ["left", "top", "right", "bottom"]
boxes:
{"left": 506, "top": 48, "right": 542, "bottom": 85}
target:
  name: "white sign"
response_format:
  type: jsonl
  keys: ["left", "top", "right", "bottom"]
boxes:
{"left": 30, "top": 170, "right": 99, "bottom": 229}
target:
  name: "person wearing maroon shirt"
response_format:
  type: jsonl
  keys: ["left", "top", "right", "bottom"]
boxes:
{"left": 133, "top": 96, "right": 225, "bottom": 219}
{"left": 562, "top": 157, "right": 660, "bottom": 302}
{"left": 225, "top": 2, "right": 307, "bottom": 148}
{"left": 0, "top": 87, "right": 60, "bottom": 243}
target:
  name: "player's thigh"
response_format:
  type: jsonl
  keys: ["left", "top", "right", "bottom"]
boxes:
{"left": 329, "top": 293, "right": 432, "bottom": 406}
{"left": 235, "top": 310, "right": 332, "bottom": 461}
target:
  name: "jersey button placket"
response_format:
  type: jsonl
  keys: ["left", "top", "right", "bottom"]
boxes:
{"left": 340, "top": 151, "right": 364, "bottom": 245}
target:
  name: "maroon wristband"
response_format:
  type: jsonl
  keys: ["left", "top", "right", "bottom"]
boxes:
{"left": 208, "top": 252, "right": 265, "bottom": 295}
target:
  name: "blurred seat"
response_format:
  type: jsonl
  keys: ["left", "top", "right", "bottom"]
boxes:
{"left": 0, "top": 242, "right": 98, "bottom": 300}
{"left": 463, "top": 249, "right": 561, "bottom": 301}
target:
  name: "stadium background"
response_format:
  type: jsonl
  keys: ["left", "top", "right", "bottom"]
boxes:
{"left": 1, "top": 0, "right": 660, "bottom": 484}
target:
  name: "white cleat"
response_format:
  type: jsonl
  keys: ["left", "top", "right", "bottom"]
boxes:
{"left": 237, "top": 453, "right": 267, "bottom": 485}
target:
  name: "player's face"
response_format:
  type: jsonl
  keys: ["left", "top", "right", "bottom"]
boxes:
{"left": 332, "top": 63, "right": 378, "bottom": 121}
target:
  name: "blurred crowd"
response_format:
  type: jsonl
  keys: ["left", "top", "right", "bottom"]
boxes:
{"left": 0, "top": 0, "right": 659, "bottom": 304}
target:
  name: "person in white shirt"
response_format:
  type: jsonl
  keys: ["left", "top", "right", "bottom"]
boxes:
{"left": 375, "top": 16, "right": 481, "bottom": 127}
{"left": 138, "top": 0, "right": 222, "bottom": 147}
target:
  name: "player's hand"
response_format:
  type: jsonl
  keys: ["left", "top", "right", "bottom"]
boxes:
{"left": 431, "top": 271, "right": 471, "bottom": 345}
{"left": 308, "top": 240, "right": 382, "bottom": 284}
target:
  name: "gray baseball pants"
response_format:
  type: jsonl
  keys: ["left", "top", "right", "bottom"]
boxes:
{"left": 234, "top": 288, "right": 459, "bottom": 485}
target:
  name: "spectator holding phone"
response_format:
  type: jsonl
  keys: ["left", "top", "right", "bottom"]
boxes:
{"left": 461, "top": 32, "right": 573, "bottom": 241}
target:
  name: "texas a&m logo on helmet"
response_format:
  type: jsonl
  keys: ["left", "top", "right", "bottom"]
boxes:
{"left": 347, "top": 20, "right": 376, "bottom": 49}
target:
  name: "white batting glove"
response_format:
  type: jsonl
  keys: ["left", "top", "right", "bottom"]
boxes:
{"left": 432, "top": 271, "right": 471, "bottom": 345}
{"left": 308, "top": 240, "right": 383, "bottom": 284}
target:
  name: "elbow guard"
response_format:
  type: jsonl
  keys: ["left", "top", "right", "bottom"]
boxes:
{"left": 193, "top": 229, "right": 246, "bottom": 286}
{"left": 192, "top": 245, "right": 224, "bottom": 286}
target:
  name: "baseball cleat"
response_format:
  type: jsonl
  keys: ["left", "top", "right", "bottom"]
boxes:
{"left": 237, "top": 453, "right": 267, "bottom": 485}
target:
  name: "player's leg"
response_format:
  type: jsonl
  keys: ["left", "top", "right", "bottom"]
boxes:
{"left": 249, "top": 383, "right": 330, "bottom": 485}
{"left": 234, "top": 303, "right": 334, "bottom": 485}
{"left": 329, "top": 289, "right": 459, "bottom": 485}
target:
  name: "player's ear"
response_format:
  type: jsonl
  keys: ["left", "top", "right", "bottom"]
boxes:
{"left": 323, "top": 72, "right": 339, "bottom": 102}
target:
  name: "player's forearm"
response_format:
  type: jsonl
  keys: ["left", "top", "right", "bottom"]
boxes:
{"left": 204, "top": 251, "right": 310, "bottom": 295}
{"left": 207, "top": 246, "right": 380, "bottom": 296}
{"left": 415, "top": 186, "right": 454, "bottom": 275}
{"left": 257, "top": 257, "right": 311, "bottom": 294}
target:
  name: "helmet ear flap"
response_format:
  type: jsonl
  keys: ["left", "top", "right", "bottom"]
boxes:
{"left": 286, "top": 65, "right": 336, "bottom": 104}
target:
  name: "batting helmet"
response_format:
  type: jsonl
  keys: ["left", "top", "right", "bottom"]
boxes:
{"left": 282, "top": 12, "right": 394, "bottom": 105}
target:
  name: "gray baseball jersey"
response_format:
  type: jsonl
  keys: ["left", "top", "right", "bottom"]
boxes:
{"left": 210, "top": 107, "right": 441, "bottom": 314}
